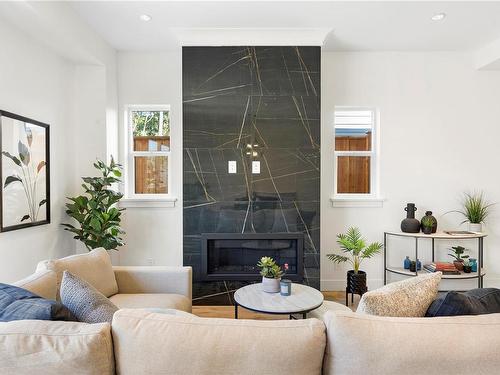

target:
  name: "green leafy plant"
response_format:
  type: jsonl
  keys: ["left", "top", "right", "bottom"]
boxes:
{"left": 450, "top": 192, "right": 494, "bottom": 224}
{"left": 462, "top": 258, "right": 470, "bottom": 267}
{"left": 257, "top": 257, "right": 284, "bottom": 279}
{"left": 2, "top": 125, "right": 46, "bottom": 222}
{"left": 327, "top": 227, "right": 383, "bottom": 274}
{"left": 421, "top": 216, "right": 434, "bottom": 228}
{"left": 448, "top": 246, "right": 469, "bottom": 261}
{"left": 62, "top": 158, "right": 125, "bottom": 251}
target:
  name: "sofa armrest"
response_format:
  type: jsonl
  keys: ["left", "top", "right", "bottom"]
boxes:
{"left": 113, "top": 266, "right": 192, "bottom": 299}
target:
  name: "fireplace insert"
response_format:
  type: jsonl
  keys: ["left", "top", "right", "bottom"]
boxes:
{"left": 201, "top": 233, "right": 304, "bottom": 282}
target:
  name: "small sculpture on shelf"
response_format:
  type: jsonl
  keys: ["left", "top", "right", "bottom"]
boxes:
{"left": 401, "top": 203, "right": 421, "bottom": 233}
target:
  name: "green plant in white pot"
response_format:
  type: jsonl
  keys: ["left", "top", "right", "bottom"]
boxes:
{"left": 450, "top": 192, "right": 494, "bottom": 233}
{"left": 257, "top": 257, "right": 284, "bottom": 293}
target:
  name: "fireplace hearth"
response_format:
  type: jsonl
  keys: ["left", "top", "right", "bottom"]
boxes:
{"left": 201, "top": 233, "right": 304, "bottom": 282}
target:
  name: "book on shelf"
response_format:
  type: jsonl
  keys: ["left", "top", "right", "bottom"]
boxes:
{"left": 444, "top": 230, "right": 475, "bottom": 235}
{"left": 423, "top": 262, "right": 461, "bottom": 275}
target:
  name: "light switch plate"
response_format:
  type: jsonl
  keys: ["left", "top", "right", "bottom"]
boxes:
{"left": 252, "top": 161, "right": 261, "bottom": 174}
{"left": 228, "top": 160, "right": 237, "bottom": 174}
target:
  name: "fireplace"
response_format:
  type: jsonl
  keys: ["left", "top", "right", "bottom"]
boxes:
{"left": 201, "top": 233, "right": 304, "bottom": 282}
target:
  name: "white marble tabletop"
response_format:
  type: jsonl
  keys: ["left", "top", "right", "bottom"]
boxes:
{"left": 234, "top": 283, "right": 324, "bottom": 314}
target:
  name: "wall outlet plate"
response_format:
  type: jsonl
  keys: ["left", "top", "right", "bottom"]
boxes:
{"left": 252, "top": 161, "right": 260, "bottom": 174}
{"left": 228, "top": 160, "right": 237, "bottom": 173}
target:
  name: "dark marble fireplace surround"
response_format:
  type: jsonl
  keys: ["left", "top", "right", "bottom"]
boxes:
{"left": 183, "top": 46, "right": 320, "bottom": 305}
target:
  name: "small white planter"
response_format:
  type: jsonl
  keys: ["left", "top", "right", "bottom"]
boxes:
{"left": 468, "top": 223, "right": 482, "bottom": 233}
{"left": 262, "top": 276, "right": 281, "bottom": 293}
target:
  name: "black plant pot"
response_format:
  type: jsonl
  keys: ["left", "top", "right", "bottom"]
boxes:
{"left": 422, "top": 226, "right": 432, "bottom": 235}
{"left": 345, "top": 270, "right": 367, "bottom": 306}
{"left": 463, "top": 265, "right": 472, "bottom": 273}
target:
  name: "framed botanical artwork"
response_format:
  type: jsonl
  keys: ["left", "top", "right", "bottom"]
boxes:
{"left": 0, "top": 110, "right": 50, "bottom": 232}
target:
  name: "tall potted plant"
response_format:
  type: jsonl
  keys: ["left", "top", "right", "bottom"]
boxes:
{"left": 327, "top": 227, "right": 383, "bottom": 303}
{"left": 62, "top": 158, "right": 125, "bottom": 251}
{"left": 449, "top": 192, "right": 494, "bottom": 232}
{"left": 257, "top": 257, "right": 284, "bottom": 293}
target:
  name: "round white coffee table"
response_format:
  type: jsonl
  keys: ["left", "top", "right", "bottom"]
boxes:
{"left": 234, "top": 283, "right": 324, "bottom": 319}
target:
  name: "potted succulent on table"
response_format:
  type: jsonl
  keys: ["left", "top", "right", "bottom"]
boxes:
{"left": 421, "top": 215, "right": 434, "bottom": 235}
{"left": 257, "top": 257, "right": 284, "bottom": 293}
{"left": 327, "top": 227, "right": 383, "bottom": 302}
{"left": 448, "top": 245, "right": 469, "bottom": 271}
{"left": 448, "top": 192, "right": 494, "bottom": 233}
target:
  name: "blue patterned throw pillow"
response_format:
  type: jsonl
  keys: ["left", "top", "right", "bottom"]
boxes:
{"left": 60, "top": 271, "right": 118, "bottom": 323}
{"left": 0, "top": 283, "right": 75, "bottom": 322}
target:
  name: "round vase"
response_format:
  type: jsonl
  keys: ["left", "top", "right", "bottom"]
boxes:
{"left": 468, "top": 223, "right": 482, "bottom": 233}
{"left": 346, "top": 270, "right": 367, "bottom": 295}
{"left": 401, "top": 203, "right": 421, "bottom": 233}
{"left": 422, "top": 226, "right": 432, "bottom": 235}
{"left": 262, "top": 276, "right": 280, "bottom": 293}
{"left": 420, "top": 211, "right": 438, "bottom": 233}
{"left": 453, "top": 260, "right": 464, "bottom": 271}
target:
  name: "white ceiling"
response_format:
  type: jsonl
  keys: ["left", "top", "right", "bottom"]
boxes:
{"left": 69, "top": 1, "right": 500, "bottom": 52}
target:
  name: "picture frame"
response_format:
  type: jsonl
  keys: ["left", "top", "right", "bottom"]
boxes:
{"left": 0, "top": 110, "right": 50, "bottom": 232}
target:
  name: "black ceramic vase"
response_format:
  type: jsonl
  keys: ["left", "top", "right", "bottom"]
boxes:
{"left": 345, "top": 270, "right": 367, "bottom": 306}
{"left": 401, "top": 203, "right": 421, "bottom": 233}
{"left": 420, "top": 211, "right": 438, "bottom": 233}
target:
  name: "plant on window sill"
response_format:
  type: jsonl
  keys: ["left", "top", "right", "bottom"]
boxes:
{"left": 62, "top": 157, "right": 126, "bottom": 251}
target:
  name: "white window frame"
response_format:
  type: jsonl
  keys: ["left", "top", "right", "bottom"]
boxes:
{"left": 331, "top": 107, "right": 383, "bottom": 207}
{"left": 122, "top": 105, "right": 176, "bottom": 207}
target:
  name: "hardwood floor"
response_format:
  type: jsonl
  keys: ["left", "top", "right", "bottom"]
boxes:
{"left": 192, "top": 291, "right": 359, "bottom": 319}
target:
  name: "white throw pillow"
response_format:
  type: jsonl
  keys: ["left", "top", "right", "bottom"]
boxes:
{"left": 356, "top": 272, "right": 442, "bottom": 317}
{"left": 37, "top": 248, "right": 118, "bottom": 299}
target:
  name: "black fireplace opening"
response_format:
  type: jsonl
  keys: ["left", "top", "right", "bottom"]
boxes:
{"left": 201, "top": 233, "right": 304, "bottom": 282}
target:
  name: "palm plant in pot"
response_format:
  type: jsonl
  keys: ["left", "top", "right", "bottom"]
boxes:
{"left": 449, "top": 192, "right": 494, "bottom": 232}
{"left": 327, "top": 227, "right": 383, "bottom": 304}
{"left": 257, "top": 257, "right": 284, "bottom": 293}
{"left": 448, "top": 245, "right": 469, "bottom": 271}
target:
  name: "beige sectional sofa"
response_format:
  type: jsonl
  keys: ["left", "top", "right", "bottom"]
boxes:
{"left": 2, "top": 249, "right": 500, "bottom": 374}
{"left": 13, "top": 248, "right": 192, "bottom": 312}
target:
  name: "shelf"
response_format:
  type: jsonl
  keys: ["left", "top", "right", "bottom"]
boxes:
{"left": 386, "top": 266, "right": 486, "bottom": 280}
{"left": 384, "top": 231, "right": 487, "bottom": 240}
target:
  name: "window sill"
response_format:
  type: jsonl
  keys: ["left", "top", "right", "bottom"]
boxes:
{"left": 330, "top": 197, "right": 385, "bottom": 208}
{"left": 119, "top": 197, "right": 178, "bottom": 208}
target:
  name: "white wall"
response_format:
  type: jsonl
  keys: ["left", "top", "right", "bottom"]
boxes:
{"left": 321, "top": 51, "right": 500, "bottom": 290}
{"left": 0, "top": 20, "right": 76, "bottom": 282}
{"left": 116, "top": 52, "right": 183, "bottom": 266}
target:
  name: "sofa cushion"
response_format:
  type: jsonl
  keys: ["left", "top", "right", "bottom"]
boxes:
{"left": 12, "top": 269, "right": 57, "bottom": 300}
{"left": 60, "top": 271, "right": 118, "bottom": 324}
{"left": 112, "top": 309, "right": 326, "bottom": 375}
{"left": 109, "top": 293, "right": 191, "bottom": 312}
{"left": 0, "top": 283, "right": 75, "bottom": 322}
{"left": 307, "top": 300, "right": 352, "bottom": 320}
{"left": 0, "top": 320, "right": 114, "bottom": 375}
{"left": 37, "top": 248, "right": 118, "bottom": 299}
{"left": 322, "top": 310, "right": 500, "bottom": 375}
{"left": 426, "top": 288, "right": 500, "bottom": 317}
{"left": 357, "top": 272, "right": 442, "bottom": 317}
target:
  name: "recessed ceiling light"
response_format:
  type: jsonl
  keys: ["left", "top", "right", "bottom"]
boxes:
{"left": 140, "top": 14, "right": 152, "bottom": 22}
{"left": 431, "top": 13, "right": 446, "bottom": 21}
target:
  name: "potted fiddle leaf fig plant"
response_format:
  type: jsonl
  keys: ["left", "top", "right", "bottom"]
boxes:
{"left": 257, "top": 256, "right": 284, "bottom": 293}
{"left": 327, "top": 227, "right": 383, "bottom": 303}
{"left": 62, "top": 157, "right": 125, "bottom": 251}
{"left": 448, "top": 245, "right": 469, "bottom": 271}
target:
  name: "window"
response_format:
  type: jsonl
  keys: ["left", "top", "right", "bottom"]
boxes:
{"left": 333, "top": 107, "right": 380, "bottom": 202}
{"left": 125, "top": 106, "right": 171, "bottom": 199}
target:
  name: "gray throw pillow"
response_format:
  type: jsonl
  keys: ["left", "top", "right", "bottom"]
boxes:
{"left": 60, "top": 271, "right": 118, "bottom": 323}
